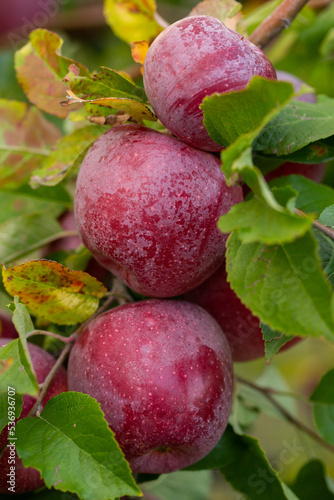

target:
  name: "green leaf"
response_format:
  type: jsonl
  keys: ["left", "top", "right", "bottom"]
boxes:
{"left": 0, "top": 211, "right": 62, "bottom": 265}
{"left": 186, "top": 425, "right": 297, "bottom": 500}
{"left": 201, "top": 77, "right": 295, "bottom": 149}
{"left": 314, "top": 230, "right": 334, "bottom": 288}
{"left": 310, "top": 368, "right": 334, "bottom": 445}
{"left": 319, "top": 204, "right": 334, "bottom": 228}
{"left": 262, "top": 323, "right": 295, "bottom": 362}
{"left": 141, "top": 470, "right": 212, "bottom": 500}
{"left": 15, "top": 392, "right": 141, "bottom": 500}
{"left": 11, "top": 296, "right": 35, "bottom": 339}
{"left": 2, "top": 260, "right": 107, "bottom": 325}
{"left": 268, "top": 175, "right": 334, "bottom": 215}
{"left": 0, "top": 99, "right": 61, "bottom": 189}
{"left": 257, "top": 140, "right": 334, "bottom": 164}
{"left": 64, "top": 66, "right": 147, "bottom": 103}
{"left": 226, "top": 230, "right": 334, "bottom": 340}
{"left": 30, "top": 125, "right": 107, "bottom": 188}
{"left": 15, "top": 29, "right": 88, "bottom": 118}
{"left": 254, "top": 96, "right": 334, "bottom": 155}
{"left": 189, "top": 0, "right": 243, "bottom": 27}
{"left": 0, "top": 390, "right": 23, "bottom": 433}
{"left": 0, "top": 338, "right": 38, "bottom": 395}
{"left": 104, "top": 0, "right": 164, "bottom": 44}
{"left": 218, "top": 191, "right": 313, "bottom": 244}
{"left": 289, "top": 460, "right": 334, "bottom": 499}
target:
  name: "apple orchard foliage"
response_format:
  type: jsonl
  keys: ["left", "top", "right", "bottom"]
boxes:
{"left": 0, "top": 0, "right": 334, "bottom": 498}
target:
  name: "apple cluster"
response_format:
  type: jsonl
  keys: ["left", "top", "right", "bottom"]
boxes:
{"left": 2, "top": 14, "right": 318, "bottom": 492}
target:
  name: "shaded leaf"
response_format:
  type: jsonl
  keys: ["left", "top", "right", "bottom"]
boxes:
{"left": 310, "top": 368, "right": 334, "bottom": 445}
{"left": 2, "top": 260, "right": 107, "bottom": 325}
{"left": 0, "top": 390, "right": 23, "bottom": 433}
{"left": 30, "top": 125, "right": 107, "bottom": 188}
{"left": 254, "top": 96, "right": 334, "bottom": 155}
{"left": 314, "top": 230, "right": 334, "bottom": 288}
{"left": 142, "top": 470, "right": 212, "bottom": 500}
{"left": 0, "top": 212, "right": 62, "bottom": 265}
{"left": 257, "top": 140, "right": 334, "bottom": 165}
{"left": 104, "top": 0, "right": 164, "bottom": 44}
{"left": 226, "top": 231, "right": 334, "bottom": 340}
{"left": 0, "top": 338, "right": 38, "bottom": 395}
{"left": 15, "top": 392, "right": 141, "bottom": 500}
{"left": 268, "top": 175, "right": 334, "bottom": 216}
{"left": 0, "top": 99, "right": 61, "bottom": 188}
{"left": 186, "top": 425, "right": 297, "bottom": 500}
{"left": 319, "top": 204, "right": 334, "bottom": 228}
{"left": 15, "top": 29, "right": 88, "bottom": 118}
{"left": 289, "top": 460, "right": 334, "bottom": 499}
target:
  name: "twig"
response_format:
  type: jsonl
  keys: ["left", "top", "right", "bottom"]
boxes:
{"left": 249, "top": 0, "right": 310, "bottom": 49}
{"left": 237, "top": 375, "right": 334, "bottom": 453}
{"left": 26, "top": 330, "right": 77, "bottom": 343}
{"left": 294, "top": 208, "right": 334, "bottom": 240}
{"left": 25, "top": 342, "right": 73, "bottom": 418}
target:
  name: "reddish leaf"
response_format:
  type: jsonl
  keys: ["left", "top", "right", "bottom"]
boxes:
{"left": 2, "top": 260, "right": 107, "bottom": 325}
{"left": 15, "top": 29, "right": 88, "bottom": 118}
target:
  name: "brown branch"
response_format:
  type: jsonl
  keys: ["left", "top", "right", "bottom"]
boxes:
{"left": 237, "top": 376, "right": 334, "bottom": 453}
{"left": 294, "top": 208, "right": 334, "bottom": 240}
{"left": 249, "top": 0, "right": 310, "bottom": 49}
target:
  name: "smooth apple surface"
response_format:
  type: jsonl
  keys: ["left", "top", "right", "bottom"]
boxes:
{"left": 0, "top": 310, "right": 18, "bottom": 339}
{"left": 143, "top": 15, "right": 276, "bottom": 151}
{"left": 68, "top": 300, "right": 234, "bottom": 473}
{"left": 74, "top": 124, "right": 243, "bottom": 297}
{"left": 0, "top": 339, "right": 68, "bottom": 495}
{"left": 184, "top": 263, "right": 300, "bottom": 362}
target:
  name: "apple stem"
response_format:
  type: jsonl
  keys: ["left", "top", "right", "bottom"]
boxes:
{"left": 249, "top": 0, "right": 310, "bottom": 49}
{"left": 236, "top": 375, "right": 334, "bottom": 453}
{"left": 294, "top": 208, "right": 334, "bottom": 240}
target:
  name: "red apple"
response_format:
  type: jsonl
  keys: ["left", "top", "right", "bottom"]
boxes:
{"left": 143, "top": 15, "right": 276, "bottom": 151}
{"left": 0, "top": 310, "right": 17, "bottom": 339}
{"left": 184, "top": 263, "right": 300, "bottom": 362}
{"left": 0, "top": 339, "right": 68, "bottom": 494}
{"left": 0, "top": 0, "right": 62, "bottom": 37}
{"left": 74, "top": 123, "right": 243, "bottom": 298}
{"left": 67, "top": 299, "right": 234, "bottom": 473}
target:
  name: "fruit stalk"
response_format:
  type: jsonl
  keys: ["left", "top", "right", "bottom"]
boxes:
{"left": 249, "top": 0, "right": 310, "bottom": 48}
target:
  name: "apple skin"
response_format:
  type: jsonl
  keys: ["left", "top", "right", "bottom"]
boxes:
{"left": 184, "top": 263, "right": 300, "bottom": 362}
{"left": 143, "top": 15, "right": 276, "bottom": 152}
{"left": 0, "top": 339, "right": 68, "bottom": 495}
{"left": 0, "top": 310, "right": 18, "bottom": 339}
{"left": 74, "top": 123, "right": 243, "bottom": 298}
{"left": 0, "top": 0, "right": 61, "bottom": 36}
{"left": 67, "top": 299, "right": 234, "bottom": 473}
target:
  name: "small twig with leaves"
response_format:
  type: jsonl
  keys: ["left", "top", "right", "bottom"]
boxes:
{"left": 236, "top": 375, "right": 334, "bottom": 453}
{"left": 249, "top": 0, "right": 310, "bottom": 49}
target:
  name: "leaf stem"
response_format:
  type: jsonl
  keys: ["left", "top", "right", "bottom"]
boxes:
{"left": 25, "top": 341, "right": 74, "bottom": 418}
{"left": 249, "top": 0, "right": 310, "bottom": 49}
{"left": 294, "top": 208, "right": 334, "bottom": 240}
{"left": 236, "top": 375, "right": 334, "bottom": 453}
